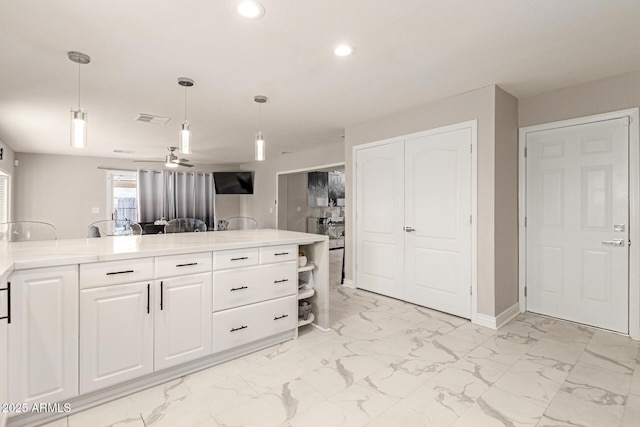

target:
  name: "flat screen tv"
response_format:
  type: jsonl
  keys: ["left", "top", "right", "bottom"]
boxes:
{"left": 214, "top": 172, "right": 254, "bottom": 194}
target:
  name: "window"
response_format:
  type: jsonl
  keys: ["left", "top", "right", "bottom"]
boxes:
{"left": 0, "top": 172, "right": 9, "bottom": 223}
{"left": 107, "top": 171, "right": 137, "bottom": 225}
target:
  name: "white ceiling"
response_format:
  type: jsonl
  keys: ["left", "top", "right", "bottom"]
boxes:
{"left": 1, "top": 0, "right": 639, "bottom": 165}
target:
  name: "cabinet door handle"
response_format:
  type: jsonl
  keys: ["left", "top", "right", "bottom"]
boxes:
{"left": 274, "top": 314, "right": 289, "bottom": 320}
{"left": 176, "top": 262, "right": 198, "bottom": 267}
{"left": 274, "top": 279, "right": 289, "bottom": 284}
{"left": 160, "top": 281, "right": 164, "bottom": 310}
{"left": 230, "top": 257, "right": 248, "bottom": 261}
{"left": 0, "top": 281, "right": 10, "bottom": 324}
{"left": 146, "top": 284, "right": 150, "bottom": 314}
{"left": 106, "top": 270, "right": 134, "bottom": 276}
{"left": 230, "top": 286, "right": 248, "bottom": 291}
{"left": 230, "top": 325, "right": 248, "bottom": 332}
{"left": 274, "top": 252, "right": 289, "bottom": 256}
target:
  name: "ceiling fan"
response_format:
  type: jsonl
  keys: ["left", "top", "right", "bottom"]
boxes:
{"left": 133, "top": 147, "right": 194, "bottom": 168}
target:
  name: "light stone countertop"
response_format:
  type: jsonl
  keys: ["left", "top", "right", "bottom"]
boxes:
{"left": 0, "top": 228, "right": 328, "bottom": 275}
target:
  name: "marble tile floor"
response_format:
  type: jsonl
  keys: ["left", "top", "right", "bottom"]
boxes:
{"left": 40, "top": 270, "right": 639, "bottom": 426}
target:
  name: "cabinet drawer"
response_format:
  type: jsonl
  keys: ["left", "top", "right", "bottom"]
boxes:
{"left": 212, "top": 261, "right": 297, "bottom": 311}
{"left": 80, "top": 258, "right": 154, "bottom": 289}
{"left": 155, "top": 252, "right": 212, "bottom": 278}
{"left": 212, "top": 295, "right": 297, "bottom": 354}
{"left": 212, "top": 248, "right": 259, "bottom": 271}
{"left": 259, "top": 245, "right": 297, "bottom": 264}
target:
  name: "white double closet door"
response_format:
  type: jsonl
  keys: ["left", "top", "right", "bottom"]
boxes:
{"left": 356, "top": 126, "right": 472, "bottom": 318}
{"left": 526, "top": 117, "right": 630, "bottom": 333}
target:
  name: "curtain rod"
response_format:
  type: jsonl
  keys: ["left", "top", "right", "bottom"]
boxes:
{"left": 97, "top": 166, "right": 213, "bottom": 175}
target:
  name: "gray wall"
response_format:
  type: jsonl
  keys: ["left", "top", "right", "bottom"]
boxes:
{"left": 345, "top": 85, "right": 520, "bottom": 317}
{"left": 519, "top": 70, "right": 640, "bottom": 127}
{"left": 494, "top": 87, "right": 519, "bottom": 314}
{"left": 13, "top": 153, "right": 240, "bottom": 239}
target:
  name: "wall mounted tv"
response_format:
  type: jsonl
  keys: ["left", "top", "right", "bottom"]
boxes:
{"left": 214, "top": 172, "right": 254, "bottom": 194}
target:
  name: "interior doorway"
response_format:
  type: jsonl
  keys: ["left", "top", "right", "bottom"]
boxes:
{"left": 276, "top": 163, "right": 346, "bottom": 286}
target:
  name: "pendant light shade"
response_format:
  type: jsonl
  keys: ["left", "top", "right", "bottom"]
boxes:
{"left": 178, "top": 77, "right": 194, "bottom": 155}
{"left": 255, "top": 131, "right": 265, "bottom": 161}
{"left": 68, "top": 51, "right": 91, "bottom": 149}
{"left": 254, "top": 95, "right": 268, "bottom": 161}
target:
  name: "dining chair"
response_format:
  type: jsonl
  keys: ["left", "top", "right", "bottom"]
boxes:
{"left": 224, "top": 216, "right": 258, "bottom": 230}
{"left": 0, "top": 221, "right": 58, "bottom": 242}
{"left": 164, "top": 218, "right": 207, "bottom": 233}
{"left": 88, "top": 220, "right": 143, "bottom": 237}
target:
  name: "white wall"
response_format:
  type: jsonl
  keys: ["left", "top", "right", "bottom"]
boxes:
{"left": 0, "top": 138, "right": 16, "bottom": 219}
{"left": 238, "top": 140, "right": 345, "bottom": 229}
{"left": 13, "top": 153, "right": 240, "bottom": 239}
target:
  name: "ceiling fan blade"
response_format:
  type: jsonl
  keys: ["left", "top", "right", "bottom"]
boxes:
{"left": 132, "top": 160, "right": 166, "bottom": 163}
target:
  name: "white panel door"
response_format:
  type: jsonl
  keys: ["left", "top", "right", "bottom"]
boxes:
{"left": 526, "top": 118, "right": 629, "bottom": 333}
{"left": 356, "top": 141, "right": 405, "bottom": 299}
{"left": 80, "top": 282, "right": 153, "bottom": 393}
{"left": 8, "top": 266, "right": 79, "bottom": 404}
{"left": 154, "top": 273, "right": 212, "bottom": 370}
{"left": 404, "top": 129, "right": 472, "bottom": 318}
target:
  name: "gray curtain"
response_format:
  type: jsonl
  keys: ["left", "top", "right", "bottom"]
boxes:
{"left": 137, "top": 170, "right": 215, "bottom": 229}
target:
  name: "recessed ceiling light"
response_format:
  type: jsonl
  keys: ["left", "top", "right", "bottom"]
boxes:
{"left": 334, "top": 44, "right": 355, "bottom": 57}
{"left": 237, "top": 1, "right": 265, "bottom": 19}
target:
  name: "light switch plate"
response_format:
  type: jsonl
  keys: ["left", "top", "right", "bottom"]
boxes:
{"left": 91, "top": 207, "right": 100, "bottom": 214}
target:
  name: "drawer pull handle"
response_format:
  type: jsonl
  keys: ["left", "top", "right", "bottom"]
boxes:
{"left": 160, "top": 281, "right": 164, "bottom": 310}
{"left": 274, "top": 279, "right": 289, "bottom": 284}
{"left": 230, "top": 286, "right": 248, "bottom": 291}
{"left": 230, "top": 257, "right": 248, "bottom": 261}
{"left": 274, "top": 252, "right": 289, "bottom": 256}
{"left": 230, "top": 325, "right": 248, "bottom": 332}
{"left": 146, "top": 284, "right": 150, "bottom": 314}
{"left": 274, "top": 314, "right": 289, "bottom": 320}
{"left": 106, "top": 270, "right": 134, "bottom": 276}
{"left": 176, "top": 262, "right": 198, "bottom": 267}
{"left": 0, "top": 281, "right": 10, "bottom": 324}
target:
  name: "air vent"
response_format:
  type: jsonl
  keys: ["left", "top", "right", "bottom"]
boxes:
{"left": 134, "top": 114, "right": 171, "bottom": 125}
{"left": 113, "top": 149, "right": 135, "bottom": 154}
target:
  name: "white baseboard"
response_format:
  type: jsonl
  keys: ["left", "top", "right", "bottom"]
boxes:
{"left": 496, "top": 302, "right": 521, "bottom": 329}
{"left": 472, "top": 302, "right": 521, "bottom": 330}
{"left": 342, "top": 278, "right": 355, "bottom": 289}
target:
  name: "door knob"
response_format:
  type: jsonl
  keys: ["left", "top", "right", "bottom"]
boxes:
{"left": 404, "top": 226, "right": 415, "bottom": 232}
{"left": 601, "top": 239, "right": 625, "bottom": 247}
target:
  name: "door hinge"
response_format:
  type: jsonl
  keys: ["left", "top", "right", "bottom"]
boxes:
{"left": 469, "top": 215, "right": 472, "bottom": 225}
{"left": 524, "top": 147, "right": 527, "bottom": 158}
{"left": 469, "top": 286, "right": 472, "bottom": 296}
{"left": 524, "top": 286, "right": 527, "bottom": 297}
{"left": 623, "top": 116, "right": 631, "bottom": 126}
{"left": 470, "top": 144, "right": 473, "bottom": 154}
{"left": 524, "top": 217, "right": 527, "bottom": 227}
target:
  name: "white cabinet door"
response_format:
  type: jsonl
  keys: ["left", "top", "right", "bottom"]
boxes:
{"left": 0, "top": 273, "right": 8, "bottom": 426}
{"left": 154, "top": 273, "right": 212, "bottom": 370}
{"left": 80, "top": 281, "right": 154, "bottom": 393}
{"left": 404, "top": 129, "right": 472, "bottom": 319}
{"left": 526, "top": 118, "right": 629, "bottom": 333}
{"left": 355, "top": 141, "right": 406, "bottom": 299}
{"left": 8, "top": 265, "right": 79, "bottom": 404}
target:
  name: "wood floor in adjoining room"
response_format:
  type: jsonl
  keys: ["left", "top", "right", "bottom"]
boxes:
{"left": 38, "top": 258, "right": 640, "bottom": 427}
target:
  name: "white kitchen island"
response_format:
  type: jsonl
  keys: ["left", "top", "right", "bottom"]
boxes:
{"left": 0, "top": 229, "right": 329, "bottom": 427}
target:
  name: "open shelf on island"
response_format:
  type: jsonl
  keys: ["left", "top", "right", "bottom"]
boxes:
{"left": 298, "top": 312, "right": 315, "bottom": 327}
{"left": 298, "top": 288, "right": 315, "bottom": 300}
{"left": 298, "top": 263, "right": 315, "bottom": 273}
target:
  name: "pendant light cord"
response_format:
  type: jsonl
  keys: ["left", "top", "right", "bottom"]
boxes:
{"left": 259, "top": 103, "right": 262, "bottom": 132}
{"left": 77, "top": 62, "right": 81, "bottom": 109}
{"left": 184, "top": 85, "right": 187, "bottom": 123}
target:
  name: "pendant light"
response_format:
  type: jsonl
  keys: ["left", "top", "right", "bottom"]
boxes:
{"left": 68, "top": 51, "right": 91, "bottom": 149}
{"left": 254, "top": 95, "right": 267, "bottom": 161}
{"left": 178, "top": 77, "right": 194, "bottom": 155}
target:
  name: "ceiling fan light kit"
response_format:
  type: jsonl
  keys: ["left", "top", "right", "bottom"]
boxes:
{"left": 68, "top": 51, "right": 91, "bottom": 149}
